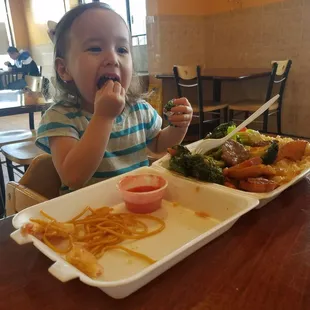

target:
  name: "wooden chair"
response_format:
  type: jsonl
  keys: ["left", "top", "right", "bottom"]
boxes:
{"left": 0, "top": 71, "right": 24, "bottom": 89}
{"left": 1, "top": 140, "right": 44, "bottom": 182}
{"left": 25, "top": 75, "right": 43, "bottom": 92}
{"left": 0, "top": 130, "right": 36, "bottom": 205}
{"left": 228, "top": 60, "right": 292, "bottom": 134}
{"left": 173, "top": 65, "right": 228, "bottom": 140}
{"left": 6, "top": 154, "right": 61, "bottom": 216}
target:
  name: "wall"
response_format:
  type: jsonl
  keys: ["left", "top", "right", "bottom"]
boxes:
{"left": 147, "top": 0, "right": 310, "bottom": 137}
{"left": 8, "top": 0, "right": 30, "bottom": 49}
{"left": 147, "top": 0, "right": 283, "bottom": 16}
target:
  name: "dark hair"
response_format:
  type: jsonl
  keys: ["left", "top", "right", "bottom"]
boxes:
{"left": 7, "top": 46, "right": 18, "bottom": 53}
{"left": 53, "top": 2, "right": 142, "bottom": 106}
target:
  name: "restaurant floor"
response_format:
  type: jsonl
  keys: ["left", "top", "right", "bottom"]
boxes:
{"left": 0, "top": 112, "right": 41, "bottom": 184}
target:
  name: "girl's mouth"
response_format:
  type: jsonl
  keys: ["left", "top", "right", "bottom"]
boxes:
{"left": 97, "top": 75, "right": 121, "bottom": 89}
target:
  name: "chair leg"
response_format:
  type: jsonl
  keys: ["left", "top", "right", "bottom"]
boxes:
{"left": 277, "top": 110, "right": 282, "bottom": 135}
{"left": 229, "top": 110, "right": 234, "bottom": 121}
{"left": 6, "top": 158, "right": 15, "bottom": 182}
{"left": 224, "top": 108, "right": 228, "bottom": 123}
{"left": 263, "top": 111, "right": 269, "bottom": 133}
{"left": 0, "top": 162, "right": 6, "bottom": 210}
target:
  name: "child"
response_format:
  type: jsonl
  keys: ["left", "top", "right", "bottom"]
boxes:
{"left": 36, "top": 2, "right": 193, "bottom": 194}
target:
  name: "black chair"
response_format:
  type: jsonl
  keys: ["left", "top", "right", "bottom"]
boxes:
{"left": 228, "top": 60, "right": 292, "bottom": 134}
{"left": 0, "top": 71, "right": 23, "bottom": 89}
{"left": 173, "top": 65, "right": 228, "bottom": 140}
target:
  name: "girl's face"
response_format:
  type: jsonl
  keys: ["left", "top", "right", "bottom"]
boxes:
{"left": 57, "top": 9, "right": 133, "bottom": 107}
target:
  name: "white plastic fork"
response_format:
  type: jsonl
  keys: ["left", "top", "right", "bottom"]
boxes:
{"left": 194, "top": 94, "right": 280, "bottom": 155}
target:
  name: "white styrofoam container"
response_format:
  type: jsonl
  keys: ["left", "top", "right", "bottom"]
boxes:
{"left": 152, "top": 140, "right": 310, "bottom": 209}
{"left": 10, "top": 167, "right": 258, "bottom": 299}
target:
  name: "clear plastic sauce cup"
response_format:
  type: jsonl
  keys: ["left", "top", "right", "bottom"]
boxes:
{"left": 117, "top": 174, "right": 168, "bottom": 213}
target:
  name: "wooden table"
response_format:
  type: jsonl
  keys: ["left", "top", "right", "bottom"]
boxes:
{"left": 1, "top": 176, "right": 310, "bottom": 309}
{"left": 156, "top": 68, "right": 272, "bottom": 102}
{"left": 0, "top": 90, "right": 51, "bottom": 130}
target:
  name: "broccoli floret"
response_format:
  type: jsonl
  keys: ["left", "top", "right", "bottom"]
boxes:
{"left": 168, "top": 151, "right": 224, "bottom": 184}
{"left": 163, "top": 99, "right": 175, "bottom": 112}
{"left": 168, "top": 145, "right": 191, "bottom": 157}
{"left": 169, "top": 156, "right": 189, "bottom": 176}
{"left": 261, "top": 141, "right": 279, "bottom": 165}
{"left": 204, "top": 156, "right": 226, "bottom": 168}
{"left": 192, "top": 159, "right": 224, "bottom": 184}
{"left": 237, "top": 129, "right": 264, "bottom": 146}
{"left": 205, "top": 121, "right": 236, "bottom": 139}
{"left": 205, "top": 147, "right": 222, "bottom": 159}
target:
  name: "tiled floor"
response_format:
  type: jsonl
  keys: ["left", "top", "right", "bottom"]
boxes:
{"left": 0, "top": 112, "right": 41, "bottom": 185}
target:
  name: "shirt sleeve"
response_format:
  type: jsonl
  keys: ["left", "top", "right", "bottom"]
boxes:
{"left": 141, "top": 101, "right": 162, "bottom": 144}
{"left": 36, "top": 106, "right": 80, "bottom": 154}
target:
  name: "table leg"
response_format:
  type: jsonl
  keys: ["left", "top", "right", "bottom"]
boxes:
{"left": 0, "top": 162, "right": 6, "bottom": 212}
{"left": 213, "top": 79, "right": 222, "bottom": 125}
{"left": 6, "top": 159, "right": 15, "bottom": 182}
{"left": 213, "top": 79, "right": 222, "bottom": 102}
{"left": 29, "top": 112, "right": 35, "bottom": 130}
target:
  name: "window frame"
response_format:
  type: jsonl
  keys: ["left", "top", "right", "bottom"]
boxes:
{"left": 81, "top": 0, "right": 147, "bottom": 45}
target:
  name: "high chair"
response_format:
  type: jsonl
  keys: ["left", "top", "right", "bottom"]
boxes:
{"left": 6, "top": 154, "right": 61, "bottom": 216}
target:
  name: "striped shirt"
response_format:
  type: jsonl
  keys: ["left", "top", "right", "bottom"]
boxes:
{"left": 36, "top": 100, "right": 162, "bottom": 194}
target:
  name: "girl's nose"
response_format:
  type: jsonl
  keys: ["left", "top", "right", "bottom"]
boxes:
{"left": 103, "top": 51, "right": 118, "bottom": 67}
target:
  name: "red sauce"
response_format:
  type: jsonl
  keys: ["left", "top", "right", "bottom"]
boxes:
{"left": 128, "top": 186, "right": 160, "bottom": 193}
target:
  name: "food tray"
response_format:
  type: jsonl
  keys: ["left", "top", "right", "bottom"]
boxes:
{"left": 151, "top": 141, "right": 310, "bottom": 209}
{"left": 10, "top": 167, "right": 258, "bottom": 299}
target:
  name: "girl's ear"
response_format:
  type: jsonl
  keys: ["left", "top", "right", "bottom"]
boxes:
{"left": 55, "top": 57, "right": 73, "bottom": 82}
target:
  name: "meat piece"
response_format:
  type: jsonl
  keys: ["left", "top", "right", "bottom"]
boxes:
{"left": 239, "top": 178, "right": 278, "bottom": 193}
{"left": 221, "top": 140, "right": 250, "bottom": 166}
{"left": 225, "top": 164, "right": 276, "bottom": 180}
{"left": 277, "top": 140, "right": 308, "bottom": 162}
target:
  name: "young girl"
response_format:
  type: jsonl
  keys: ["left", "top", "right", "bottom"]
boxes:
{"left": 36, "top": 2, "right": 193, "bottom": 194}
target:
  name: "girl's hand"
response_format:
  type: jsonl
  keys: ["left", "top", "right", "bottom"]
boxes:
{"left": 168, "top": 98, "right": 193, "bottom": 128}
{"left": 94, "top": 80, "right": 126, "bottom": 119}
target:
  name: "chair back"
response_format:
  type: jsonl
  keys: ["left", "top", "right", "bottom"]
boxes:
{"left": 19, "top": 153, "right": 61, "bottom": 199}
{"left": 271, "top": 60, "right": 292, "bottom": 107}
{"left": 0, "top": 72, "right": 23, "bottom": 89}
{"left": 25, "top": 75, "right": 43, "bottom": 92}
{"left": 173, "top": 65, "right": 204, "bottom": 138}
{"left": 265, "top": 60, "right": 292, "bottom": 108}
{"left": 38, "top": 65, "right": 42, "bottom": 76}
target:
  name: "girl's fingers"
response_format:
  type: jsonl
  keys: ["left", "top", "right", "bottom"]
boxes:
{"left": 169, "top": 121, "right": 190, "bottom": 128}
{"left": 173, "top": 97, "right": 191, "bottom": 106}
{"left": 169, "top": 113, "right": 192, "bottom": 122}
{"left": 113, "top": 81, "right": 122, "bottom": 94}
{"left": 120, "top": 86, "right": 126, "bottom": 97}
{"left": 171, "top": 105, "right": 193, "bottom": 114}
{"left": 99, "top": 80, "right": 113, "bottom": 93}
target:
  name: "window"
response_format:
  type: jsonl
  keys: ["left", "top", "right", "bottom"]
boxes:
{"left": 0, "top": 0, "right": 13, "bottom": 67}
{"left": 83, "top": 0, "right": 147, "bottom": 46}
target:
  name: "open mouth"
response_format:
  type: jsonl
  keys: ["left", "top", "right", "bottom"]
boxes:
{"left": 97, "top": 75, "right": 121, "bottom": 89}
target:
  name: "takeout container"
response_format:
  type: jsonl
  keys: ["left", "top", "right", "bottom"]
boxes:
{"left": 10, "top": 167, "right": 258, "bottom": 299}
{"left": 151, "top": 140, "right": 310, "bottom": 209}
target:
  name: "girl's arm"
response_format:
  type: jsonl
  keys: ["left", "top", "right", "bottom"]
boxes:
{"left": 148, "top": 98, "right": 193, "bottom": 154}
{"left": 49, "top": 80, "right": 125, "bottom": 189}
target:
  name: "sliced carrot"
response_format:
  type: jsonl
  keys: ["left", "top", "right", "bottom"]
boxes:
{"left": 167, "top": 148, "right": 177, "bottom": 156}
{"left": 277, "top": 140, "right": 308, "bottom": 162}
{"left": 225, "top": 164, "right": 276, "bottom": 180}
{"left": 239, "top": 178, "right": 278, "bottom": 193}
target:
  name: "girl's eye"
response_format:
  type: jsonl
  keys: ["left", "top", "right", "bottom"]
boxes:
{"left": 87, "top": 47, "right": 102, "bottom": 52}
{"left": 117, "top": 47, "right": 129, "bottom": 54}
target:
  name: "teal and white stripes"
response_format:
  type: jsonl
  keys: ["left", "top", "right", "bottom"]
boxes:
{"left": 36, "top": 100, "right": 162, "bottom": 194}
